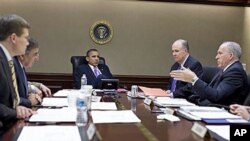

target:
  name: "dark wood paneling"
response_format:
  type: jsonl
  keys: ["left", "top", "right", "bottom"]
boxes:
{"left": 27, "top": 73, "right": 170, "bottom": 93}
{"left": 247, "top": 0, "right": 250, "bottom": 5}
{"left": 27, "top": 73, "right": 73, "bottom": 94}
{"left": 139, "top": 0, "right": 249, "bottom": 6}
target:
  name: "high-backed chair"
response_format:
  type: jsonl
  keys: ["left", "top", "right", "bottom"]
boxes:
{"left": 243, "top": 74, "right": 250, "bottom": 106}
{"left": 201, "top": 65, "right": 220, "bottom": 83}
{"left": 70, "top": 56, "right": 106, "bottom": 88}
{"left": 188, "top": 65, "right": 220, "bottom": 105}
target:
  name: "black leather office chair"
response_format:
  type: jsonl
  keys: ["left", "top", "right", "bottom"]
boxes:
{"left": 243, "top": 74, "right": 250, "bottom": 106}
{"left": 201, "top": 65, "right": 220, "bottom": 83}
{"left": 188, "top": 65, "right": 220, "bottom": 104}
{"left": 70, "top": 56, "right": 106, "bottom": 88}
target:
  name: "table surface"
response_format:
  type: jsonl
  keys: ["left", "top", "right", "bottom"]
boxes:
{"left": 0, "top": 93, "right": 215, "bottom": 141}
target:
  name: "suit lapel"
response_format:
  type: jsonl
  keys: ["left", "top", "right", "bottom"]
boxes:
{"left": 0, "top": 48, "right": 15, "bottom": 103}
{"left": 86, "top": 65, "right": 96, "bottom": 84}
{"left": 14, "top": 57, "right": 28, "bottom": 96}
{"left": 98, "top": 65, "right": 105, "bottom": 74}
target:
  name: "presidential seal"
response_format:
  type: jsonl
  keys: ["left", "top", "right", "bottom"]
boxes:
{"left": 90, "top": 20, "right": 113, "bottom": 45}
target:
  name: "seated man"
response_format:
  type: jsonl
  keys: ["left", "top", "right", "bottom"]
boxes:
{"left": 14, "top": 37, "right": 51, "bottom": 108}
{"left": 230, "top": 104, "right": 250, "bottom": 121}
{"left": 0, "top": 14, "right": 34, "bottom": 135}
{"left": 170, "top": 41, "right": 248, "bottom": 106}
{"left": 166, "top": 39, "right": 203, "bottom": 99}
{"left": 75, "top": 49, "right": 113, "bottom": 89}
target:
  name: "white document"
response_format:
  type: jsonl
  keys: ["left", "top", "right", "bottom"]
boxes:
{"left": 91, "top": 102, "right": 117, "bottom": 110}
{"left": 177, "top": 110, "right": 201, "bottom": 120}
{"left": 91, "top": 96, "right": 102, "bottom": 102}
{"left": 53, "top": 89, "right": 77, "bottom": 97}
{"left": 17, "top": 126, "right": 81, "bottom": 141}
{"left": 189, "top": 111, "right": 241, "bottom": 119}
{"left": 42, "top": 97, "right": 68, "bottom": 107}
{"left": 91, "top": 110, "right": 141, "bottom": 123}
{"left": 180, "top": 106, "right": 225, "bottom": 112}
{"left": 157, "top": 114, "right": 180, "bottom": 122}
{"left": 154, "top": 97, "right": 195, "bottom": 107}
{"left": 206, "top": 125, "right": 229, "bottom": 141}
{"left": 29, "top": 108, "right": 77, "bottom": 122}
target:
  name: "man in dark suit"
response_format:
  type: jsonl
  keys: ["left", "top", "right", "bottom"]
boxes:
{"left": 75, "top": 49, "right": 113, "bottom": 89}
{"left": 0, "top": 14, "right": 34, "bottom": 136}
{"left": 166, "top": 39, "right": 203, "bottom": 99}
{"left": 13, "top": 56, "right": 32, "bottom": 107}
{"left": 170, "top": 41, "right": 248, "bottom": 106}
{"left": 0, "top": 120, "right": 3, "bottom": 136}
{"left": 14, "top": 37, "right": 51, "bottom": 108}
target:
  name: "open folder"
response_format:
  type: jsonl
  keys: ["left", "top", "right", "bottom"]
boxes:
{"left": 139, "top": 86, "right": 168, "bottom": 97}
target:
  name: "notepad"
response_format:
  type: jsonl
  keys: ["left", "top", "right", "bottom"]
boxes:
{"left": 29, "top": 108, "right": 76, "bottom": 122}
{"left": 91, "top": 110, "right": 141, "bottom": 123}
{"left": 17, "top": 126, "right": 81, "bottom": 141}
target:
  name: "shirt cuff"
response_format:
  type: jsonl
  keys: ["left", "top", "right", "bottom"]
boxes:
{"left": 191, "top": 76, "right": 199, "bottom": 86}
{"left": 30, "top": 85, "right": 36, "bottom": 93}
{"left": 170, "top": 92, "right": 174, "bottom": 98}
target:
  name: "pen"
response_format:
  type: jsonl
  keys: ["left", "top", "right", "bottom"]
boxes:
{"left": 33, "top": 105, "right": 64, "bottom": 109}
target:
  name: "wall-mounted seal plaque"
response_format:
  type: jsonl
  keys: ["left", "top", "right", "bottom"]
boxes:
{"left": 90, "top": 20, "right": 113, "bottom": 45}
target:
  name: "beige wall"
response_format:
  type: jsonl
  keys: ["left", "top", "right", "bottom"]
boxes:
{"left": 0, "top": 0, "right": 246, "bottom": 76}
{"left": 242, "top": 7, "right": 250, "bottom": 73}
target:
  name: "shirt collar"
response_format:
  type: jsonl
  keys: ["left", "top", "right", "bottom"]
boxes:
{"left": 0, "top": 43, "right": 12, "bottom": 61}
{"left": 223, "top": 61, "right": 236, "bottom": 72}
{"left": 179, "top": 54, "right": 189, "bottom": 67}
{"left": 88, "top": 64, "right": 98, "bottom": 71}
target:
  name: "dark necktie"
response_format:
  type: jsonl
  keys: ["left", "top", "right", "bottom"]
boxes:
{"left": 22, "top": 67, "right": 28, "bottom": 96}
{"left": 209, "top": 69, "right": 223, "bottom": 87}
{"left": 8, "top": 60, "right": 20, "bottom": 108}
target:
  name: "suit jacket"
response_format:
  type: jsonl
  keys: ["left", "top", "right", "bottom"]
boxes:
{"left": 0, "top": 47, "right": 17, "bottom": 129}
{"left": 13, "top": 57, "right": 31, "bottom": 108}
{"left": 0, "top": 120, "right": 3, "bottom": 136}
{"left": 193, "top": 61, "right": 248, "bottom": 106}
{"left": 166, "top": 56, "right": 203, "bottom": 98}
{"left": 74, "top": 64, "right": 113, "bottom": 89}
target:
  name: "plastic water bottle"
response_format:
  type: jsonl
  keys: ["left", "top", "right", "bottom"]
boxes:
{"left": 81, "top": 74, "right": 87, "bottom": 89}
{"left": 76, "top": 94, "right": 88, "bottom": 126}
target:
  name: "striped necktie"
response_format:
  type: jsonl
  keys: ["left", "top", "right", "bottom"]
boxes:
{"left": 8, "top": 60, "right": 20, "bottom": 108}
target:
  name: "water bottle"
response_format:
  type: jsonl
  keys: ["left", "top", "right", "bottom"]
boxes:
{"left": 131, "top": 85, "right": 138, "bottom": 98}
{"left": 76, "top": 94, "right": 88, "bottom": 126}
{"left": 81, "top": 74, "right": 87, "bottom": 89}
{"left": 131, "top": 99, "right": 137, "bottom": 112}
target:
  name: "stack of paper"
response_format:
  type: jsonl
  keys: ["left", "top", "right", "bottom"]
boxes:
{"left": 41, "top": 97, "right": 68, "bottom": 107}
{"left": 91, "top": 102, "right": 117, "bottom": 110}
{"left": 180, "top": 106, "right": 225, "bottom": 112}
{"left": 17, "top": 126, "right": 81, "bottom": 141}
{"left": 53, "top": 89, "right": 80, "bottom": 97}
{"left": 91, "top": 110, "right": 141, "bottom": 123}
{"left": 29, "top": 108, "right": 77, "bottom": 122}
{"left": 178, "top": 106, "right": 247, "bottom": 124}
{"left": 154, "top": 97, "right": 195, "bottom": 107}
{"left": 206, "top": 125, "right": 229, "bottom": 141}
{"left": 139, "top": 86, "right": 168, "bottom": 97}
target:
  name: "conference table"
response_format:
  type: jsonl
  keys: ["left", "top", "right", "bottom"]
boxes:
{"left": 0, "top": 93, "right": 215, "bottom": 141}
